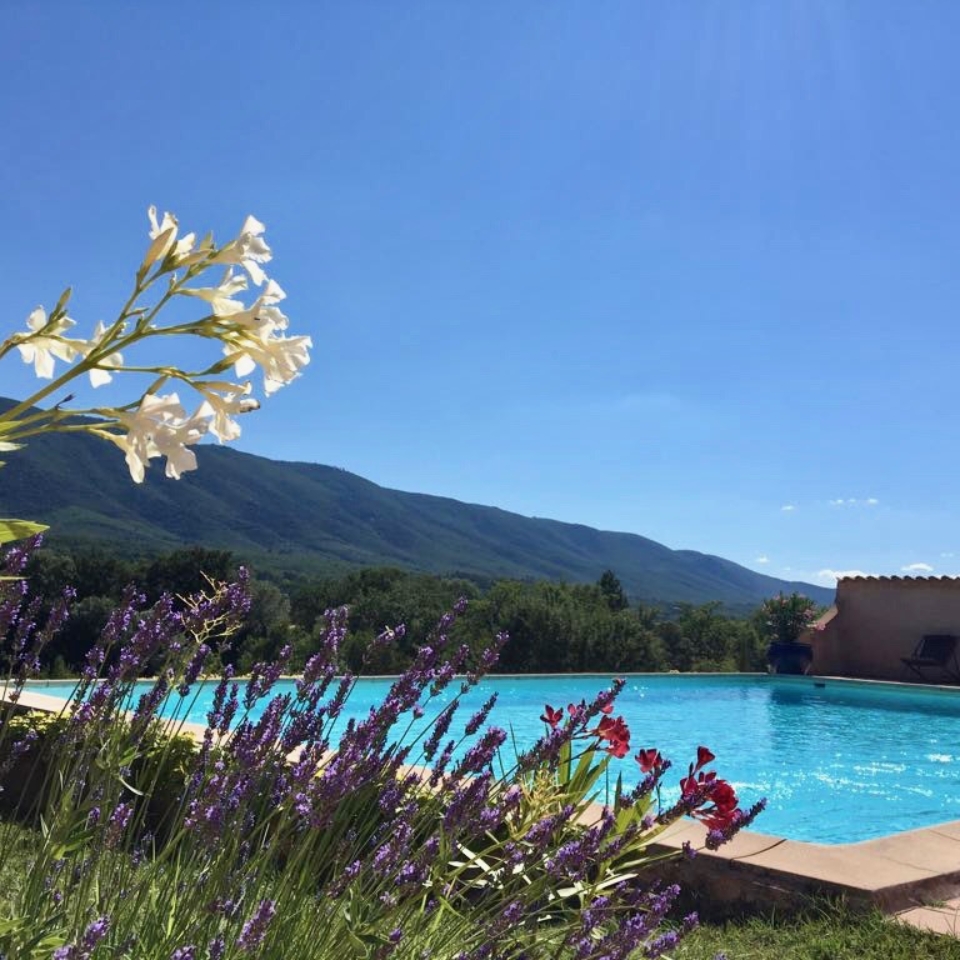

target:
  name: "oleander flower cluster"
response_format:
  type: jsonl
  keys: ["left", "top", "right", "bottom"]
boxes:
{"left": 0, "top": 539, "right": 764, "bottom": 960}
{"left": 539, "top": 703, "right": 764, "bottom": 850}
{"left": 0, "top": 207, "right": 312, "bottom": 487}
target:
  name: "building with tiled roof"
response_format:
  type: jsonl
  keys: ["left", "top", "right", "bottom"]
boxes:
{"left": 807, "top": 576, "right": 960, "bottom": 682}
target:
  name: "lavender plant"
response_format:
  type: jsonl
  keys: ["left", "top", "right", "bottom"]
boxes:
{"left": 0, "top": 541, "right": 762, "bottom": 960}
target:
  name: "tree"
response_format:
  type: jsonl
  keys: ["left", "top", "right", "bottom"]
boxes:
{"left": 598, "top": 569, "right": 629, "bottom": 612}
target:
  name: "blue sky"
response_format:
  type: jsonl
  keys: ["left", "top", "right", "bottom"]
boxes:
{"left": 3, "top": 2, "right": 960, "bottom": 589}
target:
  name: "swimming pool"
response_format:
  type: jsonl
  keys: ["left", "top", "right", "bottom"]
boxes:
{"left": 26, "top": 674, "right": 960, "bottom": 845}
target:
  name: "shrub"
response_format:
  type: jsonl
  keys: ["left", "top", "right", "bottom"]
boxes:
{"left": 760, "top": 592, "right": 821, "bottom": 645}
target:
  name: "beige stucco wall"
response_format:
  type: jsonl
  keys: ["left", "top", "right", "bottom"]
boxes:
{"left": 807, "top": 578, "right": 960, "bottom": 681}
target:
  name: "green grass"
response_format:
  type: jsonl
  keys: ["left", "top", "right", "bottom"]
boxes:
{"left": 0, "top": 817, "right": 954, "bottom": 960}
{"left": 677, "top": 902, "right": 960, "bottom": 959}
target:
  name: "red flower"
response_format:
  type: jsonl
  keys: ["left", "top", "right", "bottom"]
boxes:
{"left": 594, "top": 715, "right": 630, "bottom": 743}
{"left": 691, "top": 778, "right": 742, "bottom": 830}
{"left": 604, "top": 737, "right": 630, "bottom": 758}
{"left": 680, "top": 769, "right": 716, "bottom": 798}
{"left": 695, "top": 746, "right": 715, "bottom": 771}
{"left": 710, "top": 780, "right": 738, "bottom": 814}
{"left": 635, "top": 748, "right": 663, "bottom": 773}
{"left": 540, "top": 704, "right": 563, "bottom": 728}
{"left": 592, "top": 715, "right": 630, "bottom": 757}
{"left": 676, "top": 745, "right": 744, "bottom": 833}
{"left": 599, "top": 702, "right": 614, "bottom": 715}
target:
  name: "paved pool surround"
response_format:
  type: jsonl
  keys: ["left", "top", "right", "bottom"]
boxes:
{"left": 6, "top": 684, "right": 960, "bottom": 920}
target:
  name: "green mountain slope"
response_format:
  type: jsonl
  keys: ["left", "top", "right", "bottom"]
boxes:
{"left": 0, "top": 412, "right": 834, "bottom": 608}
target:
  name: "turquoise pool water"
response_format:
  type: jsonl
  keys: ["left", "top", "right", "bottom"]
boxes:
{"left": 28, "top": 674, "right": 960, "bottom": 845}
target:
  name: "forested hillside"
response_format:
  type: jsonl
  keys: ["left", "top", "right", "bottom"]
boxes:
{"left": 0, "top": 400, "right": 833, "bottom": 610}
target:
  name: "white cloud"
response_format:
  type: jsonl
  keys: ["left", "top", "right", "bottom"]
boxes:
{"left": 828, "top": 498, "right": 880, "bottom": 508}
{"left": 815, "top": 568, "right": 874, "bottom": 585}
{"left": 865, "top": 498, "right": 879, "bottom": 506}
{"left": 901, "top": 562, "right": 934, "bottom": 574}
{"left": 754, "top": 555, "right": 770, "bottom": 565}
{"left": 942, "top": 552, "right": 955, "bottom": 559}
{"left": 780, "top": 504, "right": 796, "bottom": 513}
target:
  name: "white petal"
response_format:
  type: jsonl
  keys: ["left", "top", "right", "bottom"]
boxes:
{"left": 164, "top": 445, "right": 197, "bottom": 480}
{"left": 26, "top": 307, "right": 46, "bottom": 333}
{"left": 262, "top": 278, "right": 286, "bottom": 303}
{"left": 243, "top": 259, "right": 267, "bottom": 287}
{"left": 233, "top": 354, "right": 257, "bottom": 378}
{"left": 125, "top": 447, "right": 147, "bottom": 484}
{"left": 33, "top": 345, "right": 54, "bottom": 379}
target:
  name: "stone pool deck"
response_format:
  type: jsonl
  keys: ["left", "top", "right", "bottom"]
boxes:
{"left": 7, "top": 687, "right": 960, "bottom": 933}
{"left": 643, "top": 814, "right": 960, "bottom": 924}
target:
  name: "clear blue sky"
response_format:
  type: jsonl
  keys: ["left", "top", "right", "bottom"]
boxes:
{"left": 3, "top": 2, "right": 960, "bottom": 589}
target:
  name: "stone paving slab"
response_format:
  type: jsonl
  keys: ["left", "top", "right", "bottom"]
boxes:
{"left": 896, "top": 898, "right": 960, "bottom": 937}
{"left": 644, "top": 813, "right": 960, "bottom": 919}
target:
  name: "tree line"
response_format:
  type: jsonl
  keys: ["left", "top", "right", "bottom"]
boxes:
{"left": 20, "top": 545, "right": 773, "bottom": 677}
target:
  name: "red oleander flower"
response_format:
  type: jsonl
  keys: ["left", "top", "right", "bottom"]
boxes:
{"left": 681, "top": 770, "right": 716, "bottom": 798}
{"left": 605, "top": 738, "right": 630, "bottom": 758}
{"left": 592, "top": 715, "right": 630, "bottom": 757}
{"left": 678, "top": 744, "right": 744, "bottom": 831}
{"left": 599, "top": 702, "right": 614, "bottom": 715}
{"left": 540, "top": 704, "right": 563, "bottom": 728}
{"left": 695, "top": 746, "right": 715, "bottom": 770}
{"left": 691, "top": 778, "right": 742, "bottom": 831}
{"left": 594, "top": 715, "right": 630, "bottom": 743}
{"left": 709, "top": 780, "right": 738, "bottom": 814}
{"left": 635, "top": 748, "right": 662, "bottom": 773}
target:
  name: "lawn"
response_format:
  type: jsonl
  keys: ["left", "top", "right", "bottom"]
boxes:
{"left": 678, "top": 903, "right": 960, "bottom": 960}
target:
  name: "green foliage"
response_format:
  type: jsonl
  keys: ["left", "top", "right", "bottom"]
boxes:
{"left": 598, "top": 569, "right": 629, "bottom": 612}
{"left": 0, "top": 519, "right": 47, "bottom": 545}
{"left": 462, "top": 579, "right": 666, "bottom": 673}
{"left": 677, "top": 902, "right": 960, "bottom": 959}
{"left": 17, "top": 544, "right": 773, "bottom": 675}
{"left": 760, "top": 592, "right": 822, "bottom": 645}
{"left": 0, "top": 711, "right": 198, "bottom": 838}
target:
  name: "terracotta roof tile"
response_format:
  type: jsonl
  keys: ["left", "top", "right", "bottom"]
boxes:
{"left": 839, "top": 575, "right": 960, "bottom": 583}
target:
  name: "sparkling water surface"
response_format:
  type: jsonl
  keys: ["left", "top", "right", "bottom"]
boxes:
{"left": 29, "top": 674, "right": 960, "bottom": 845}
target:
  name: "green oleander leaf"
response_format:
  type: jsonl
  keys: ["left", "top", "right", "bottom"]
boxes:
{"left": 0, "top": 518, "right": 49, "bottom": 544}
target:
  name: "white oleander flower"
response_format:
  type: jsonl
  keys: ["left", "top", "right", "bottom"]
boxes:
{"left": 213, "top": 215, "right": 272, "bottom": 285}
{"left": 180, "top": 268, "right": 249, "bottom": 316}
{"left": 113, "top": 392, "right": 209, "bottom": 483}
{"left": 218, "top": 277, "right": 289, "bottom": 334}
{"left": 144, "top": 206, "right": 196, "bottom": 268}
{"left": 226, "top": 325, "right": 312, "bottom": 395}
{"left": 16, "top": 307, "right": 78, "bottom": 379}
{"left": 253, "top": 278, "right": 289, "bottom": 331}
{"left": 77, "top": 321, "right": 124, "bottom": 387}
{"left": 195, "top": 380, "right": 259, "bottom": 442}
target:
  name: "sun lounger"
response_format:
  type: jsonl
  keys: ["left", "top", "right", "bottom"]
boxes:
{"left": 901, "top": 634, "right": 960, "bottom": 684}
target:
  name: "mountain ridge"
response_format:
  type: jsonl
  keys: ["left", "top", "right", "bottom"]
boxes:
{"left": 0, "top": 403, "right": 834, "bottom": 608}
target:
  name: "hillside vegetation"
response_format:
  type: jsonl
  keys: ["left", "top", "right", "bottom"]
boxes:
{"left": 25, "top": 547, "right": 776, "bottom": 677}
{"left": 0, "top": 401, "right": 832, "bottom": 611}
